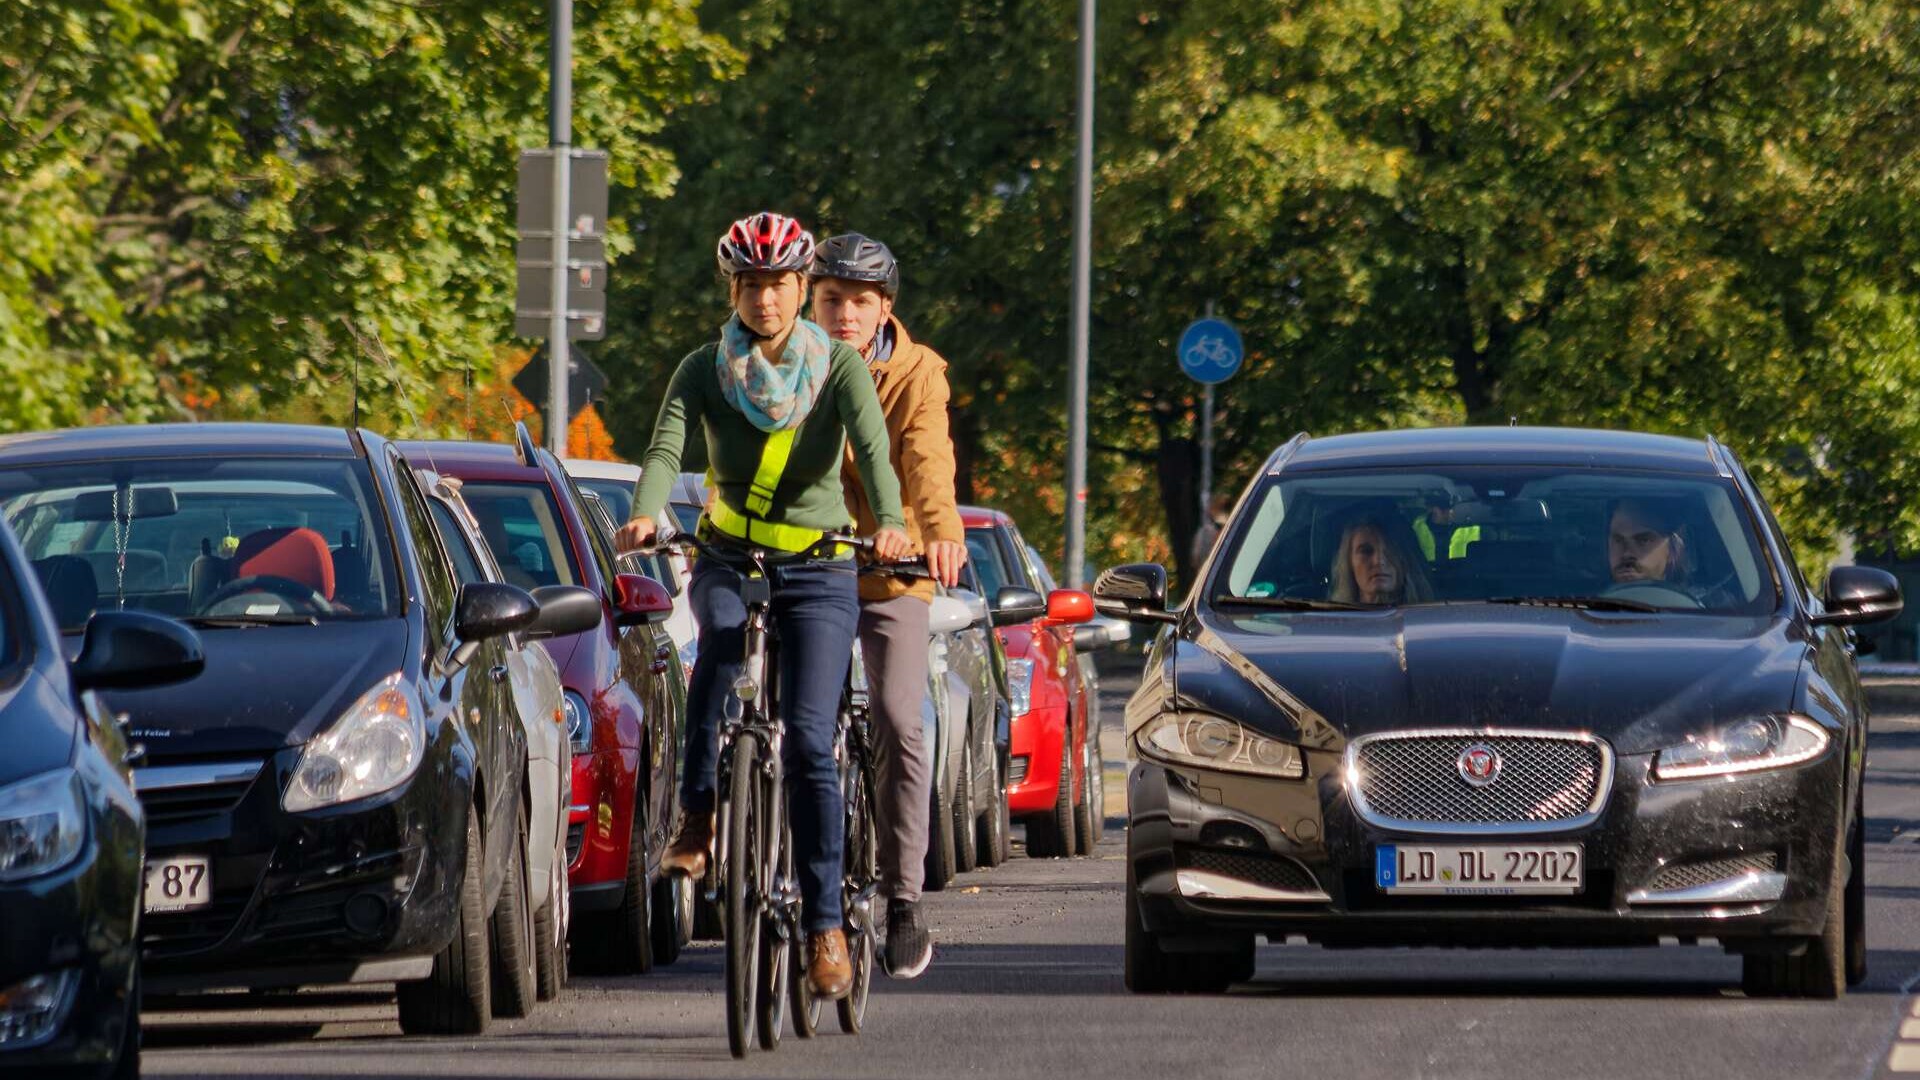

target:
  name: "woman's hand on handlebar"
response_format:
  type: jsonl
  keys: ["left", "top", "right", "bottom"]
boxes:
{"left": 615, "top": 517, "right": 657, "bottom": 554}
{"left": 871, "top": 527, "right": 911, "bottom": 562}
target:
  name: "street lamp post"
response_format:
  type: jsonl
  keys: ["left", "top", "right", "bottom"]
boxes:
{"left": 1064, "top": 0, "right": 1094, "bottom": 588}
{"left": 546, "top": 0, "right": 572, "bottom": 456}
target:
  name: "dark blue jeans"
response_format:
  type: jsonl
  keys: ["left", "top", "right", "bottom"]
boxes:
{"left": 685, "top": 553, "right": 858, "bottom": 934}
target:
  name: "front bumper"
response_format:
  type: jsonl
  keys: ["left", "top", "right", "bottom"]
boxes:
{"left": 136, "top": 734, "right": 475, "bottom": 992}
{"left": 564, "top": 747, "right": 640, "bottom": 906}
{"left": 1127, "top": 744, "right": 1846, "bottom": 951}
{"left": 1007, "top": 703, "right": 1069, "bottom": 815}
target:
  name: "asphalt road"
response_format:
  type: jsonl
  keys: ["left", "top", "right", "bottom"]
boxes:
{"left": 144, "top": 666, "right": 1920, "bottom": 1080}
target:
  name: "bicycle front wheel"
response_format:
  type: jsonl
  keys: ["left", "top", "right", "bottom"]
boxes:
{"left": 724, "top": 732, "right": 761, "bottom": 1059}
{"left": 838, "top": 760, "right": 878, "bottom": 1034}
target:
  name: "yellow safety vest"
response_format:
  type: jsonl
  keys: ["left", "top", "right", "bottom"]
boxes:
{"left": 702, "top": 428, "right": 829, "bottom": 553}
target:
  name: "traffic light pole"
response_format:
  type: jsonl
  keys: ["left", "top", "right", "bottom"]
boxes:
{"left": 1064, "top": 0, "right": 1094, "bottom": 588}
{"left": 546, "top": 0, "right": 572, "bottom": 456}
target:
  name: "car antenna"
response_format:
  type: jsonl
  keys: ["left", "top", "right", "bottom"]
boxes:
{"left": 513, "top": 419, "right": 539, "bottom": 467}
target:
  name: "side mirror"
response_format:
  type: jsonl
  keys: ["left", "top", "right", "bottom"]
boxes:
{"left": 613, "top": 573, "right": 673, "bottom": 628}
{"left": 1046, "top": 589, "right": 1094, "bottom": 625}
{"left": 990, "top": 586, "right": 1046, "bottom": 627}
{"left": 1093, "top": 562, "right": 1178, "bottom": 624}
{"left": 528, "top": 585, "right": 603, "bottom": 638}
{"left": 1814, "top": 565, "right": 1902, "bottom": 627}
{"left": 455, "top": 582, "right": 540, "bottom": 642}
{"left": 929, "top": 595, "right": 974, "bottom": 635}
{"left": 70, "top": 612, "right": 205, "bottom": 692}
{"left": 1072, "top": 623, "right": 1115, "bottom": 653}
{"left": 952, "top": 589, "right": 991, "bottom": 629}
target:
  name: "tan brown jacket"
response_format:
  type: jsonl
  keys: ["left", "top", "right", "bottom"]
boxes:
{"left": 843, "top": 315, "right": 964, "bottom": 602}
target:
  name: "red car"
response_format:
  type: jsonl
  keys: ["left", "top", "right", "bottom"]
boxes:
{"left": 961, "top": 507, "right": 1100, "bottom": 857}
{"left": 400, "top": 428, "right": 688, "bottom": 973}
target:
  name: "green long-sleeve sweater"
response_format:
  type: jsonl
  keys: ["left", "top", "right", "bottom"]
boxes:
{"left": 629, "top": 339, "right": 906, "bottom": 535}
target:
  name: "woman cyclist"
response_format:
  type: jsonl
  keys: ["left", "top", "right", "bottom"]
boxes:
{"left": 615, "top": 212, "right": 909, "bottom": 999}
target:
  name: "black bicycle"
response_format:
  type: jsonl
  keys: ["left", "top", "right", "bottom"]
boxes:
{"left": 630, "top": 530, "right": 879, "bottom": 1058}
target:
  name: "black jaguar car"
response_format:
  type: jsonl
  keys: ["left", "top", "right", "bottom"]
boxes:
{"left": 0, "top": 424, "right": 595, "bottom": 1035}
{"left": 0, "top": 512, "right": 202, "bottom": 1078}
{"left": 1101, "top": 427, "right": 1894, "bottom": 998}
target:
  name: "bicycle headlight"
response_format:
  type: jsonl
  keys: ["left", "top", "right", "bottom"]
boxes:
{"left": 284, "top": 674, "right": 424, "bottom": 812}
{"left": 1135, "top": 712, "right": 1306, "bottom": 779}
{"left": 0, "top": 770, "right": 87, "bottom": 882}
{"left": 1653, "top": 714, "right": 1829, "bottom": 780}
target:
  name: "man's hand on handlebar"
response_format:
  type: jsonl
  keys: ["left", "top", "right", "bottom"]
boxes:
{"left": 926, "top": 540, "right": 967, "bottom": 589}
{"left": 871, "top": 527, "right": 911, "bottom": 562}
{"left": 615, "top": 517, "right": 657, "bottom": 554}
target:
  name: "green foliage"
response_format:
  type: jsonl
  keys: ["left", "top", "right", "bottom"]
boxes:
{"left": 0, "top": 0, "right": 736, "bottom": 433}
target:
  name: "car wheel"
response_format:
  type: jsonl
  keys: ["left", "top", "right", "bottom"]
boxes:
{"left": 924, "top": 765, "right": 956, "bottom": 891}
{"left": 1027, "top": 739, "right": 1076, "bottom": 858}
{"left": 103, "top": 957, "right": 139, "bottom": 1080}
{"left": 994, "top": 764, "right": 1013, "bottom": 865}
{"left": 398, "top": 811, "right": 491, "bottom": 1034}
{"left": 650, "top": 867, "right": 684, "bottom": 967}
{"left": 1742, "top": 835, "right": 1847, "bottom": 999}
{"left": 978, "top": 760, "right": 1010, "bottom": 868}
{"left": 1074, "top": 727, "right": 1103, "bottom": 855}
{"left": 1124, "top": 858, "right": 1253, "bottom": 993}
{"left": 535, "top": 826, "right": 568, "bottom": 1002}
{"left": 1845, "top": 794, "right": 1867, "bottom": 987}
{"left": 489, "top": 808, "right": 538, "bottom": 1018}
{"left": 588, "top": 798, "right": 656, "bottom": 974}
{"left": 954, "top": 740, "right": 979, "bottom": 874}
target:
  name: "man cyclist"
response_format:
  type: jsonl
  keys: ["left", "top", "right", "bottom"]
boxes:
{"left": 812, "top": 233, "right": 966, "bottom": 980}
{"left": 616, "top": 212, "right": 909, "bottom": 998}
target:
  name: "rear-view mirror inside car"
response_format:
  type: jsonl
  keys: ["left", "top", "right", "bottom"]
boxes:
{"left": 990, "top": 586, "right": 1046, "bottom": 627}
{"left": 70, "top": 611, "right": 205, "bottom": 691}
{"left": 1446, "top": 497, "right": 1551, "bottom": 527}
{"left": 528, "top": 584, "right": 603, "bottom": 638}
{"left": 613, "top": 573, "right": 673, "bottom": 628}
{"left": 71, "top": 486, "right": 180, "bottom": 521}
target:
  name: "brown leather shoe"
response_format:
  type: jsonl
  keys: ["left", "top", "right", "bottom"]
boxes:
{"left": 806, "top": 929, "right": 853, "bottom": 999}
{"left": 660, "top": 811, "right": 713, "bottom": 878}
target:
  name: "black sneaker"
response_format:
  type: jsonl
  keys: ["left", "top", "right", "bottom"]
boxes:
{"left": 883, "top": 898, "right": 932, "bottom": 979}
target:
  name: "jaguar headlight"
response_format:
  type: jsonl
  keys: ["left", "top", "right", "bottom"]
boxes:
{"left": 563, "top": 690, "right": 593, "bottom": 754}
{"left": 1654, "top": 714, "right": 1829, "bottom": 781}
{"left": 0, "top": 770, "right": 87, "bottom": 882}
{"left": 284, "top": 674, "right": 424, "bottom": 812}
{"left": 1135, "top": 713, "right": 1306, "bottom": 779}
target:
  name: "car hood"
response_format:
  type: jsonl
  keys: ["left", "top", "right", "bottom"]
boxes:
{"left": 0, "top": 669, "right": 79, "bottom": 786}
{"left": 1172, "top": 605, "right": 1808, "bottom": 756}
{"left": 93, "top": 619, "right": 411, "bottom": 762}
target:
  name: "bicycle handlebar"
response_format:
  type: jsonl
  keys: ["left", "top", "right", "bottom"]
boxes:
{"left": 618, "top": 529, "right": 875, "bottom": 567}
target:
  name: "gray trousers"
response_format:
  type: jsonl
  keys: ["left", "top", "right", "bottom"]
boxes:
{"left": 860, "top": 594, "right": 933, "bottom": 903}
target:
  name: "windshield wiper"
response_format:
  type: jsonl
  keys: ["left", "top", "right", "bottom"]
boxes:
{"left": 1485, "top": 595, "right": 1661, "bottom": 613}
{"left": 1213, "top": 595, "right": 1371, "bottom": 612}
{"left": 184, "top": 613, "right": 320, "bottom": 627}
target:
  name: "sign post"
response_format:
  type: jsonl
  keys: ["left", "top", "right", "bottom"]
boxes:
{"left": 1177, "top": 306, "right": 1243, "bottom": 519}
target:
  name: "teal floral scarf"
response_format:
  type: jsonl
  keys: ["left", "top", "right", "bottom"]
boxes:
{"left": 715, "top": 315, "right": 832, "bottom": 433}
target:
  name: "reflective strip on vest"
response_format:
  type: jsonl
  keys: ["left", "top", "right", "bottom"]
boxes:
{"left": 705, "top": 426, "right": 822, "bottom": 552}
{"left": 745, "top": 428, "right": 795, "bottom": 515}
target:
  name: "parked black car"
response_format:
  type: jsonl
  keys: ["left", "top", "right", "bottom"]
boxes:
{"left": 0, "top": 514, "right": 202, "bottom": 1078}
{"left": 0, "top": 423, "right": 589, "bottom": 1034}
{"left": 1104, "top": 427, "right": 1894, "bottom": 998}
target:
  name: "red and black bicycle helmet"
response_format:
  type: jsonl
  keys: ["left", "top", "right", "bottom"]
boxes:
{"left": 809, "top": 233, "right": 900, "bottom": 299}
{"left": 716, "top": 212, "right": 816, "bottom": 276}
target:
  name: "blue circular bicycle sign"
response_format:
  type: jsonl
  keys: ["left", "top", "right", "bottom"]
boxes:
{"left": 1178, "top": 317, "right": 1243, "bottom": 385}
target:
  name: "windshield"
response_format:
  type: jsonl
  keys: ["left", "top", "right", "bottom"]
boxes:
{"left": 575, "top": 477, "right": 634, "bottom": 528}
{"left": 966, "top": 527, "right": 1019, "bottom": 598}
{"left": 458, "top": 481, "right": 581, "bottom": 590}
{"left": 1214, "top": 467, "right": 1779, "bottom": 616}
{"left": 0, "top": 457, "right": 400, "bottom": 630}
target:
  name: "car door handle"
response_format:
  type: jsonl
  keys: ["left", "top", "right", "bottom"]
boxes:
{"left": 489, "top": 664, "right": 509, "bottom": 684}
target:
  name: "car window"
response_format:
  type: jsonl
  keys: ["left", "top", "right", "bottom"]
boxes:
{"left": 1216, "top": 466, "right": 1777, "bottom": 615}
{"left": 392, "top": 467, "right": 456, "bottom": 635}
{"left": 428, "top": 501, "right": 488, "bottom": 586}
{"left": 458, "top": 481, "right": 580, "bottom": 591}
{"left": 0, "top": 455, "right": 400, "bottom": 631}
{"left": 575, "top": 477, "right": 634, "bottom": 531}
{"left": 966, "top": 527, "right": 1014, "bottom": 597}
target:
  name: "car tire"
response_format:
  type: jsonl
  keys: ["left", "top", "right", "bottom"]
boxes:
{"left": 534, "top": 826, "right": 568, "bottom": 1002}
{"left": 1027, "top": 739, "right": 1076, "bottom": 858}
{"left": 1124, "top": 858, "right": 1253, "bottom": 994}
{"left": 954, "top": 740, "right": 979, "bottom": 875}
{"left": 978, "top": 761, "right": 1010, "bottom": 868}
{"left": 650, "top": 868, "right": 684, "bottom": 967}
{"left": 489, "top": 809, "right": 538, "bottom": 1019}
{"left": 1074, "top": 726, "right": 1103, "bottom": 855}
{"left": 104, "top": 958, "right": 138, "bottom": 1080}
{"left": 1742, "top": 835, "right": 1847, "bottom": 999}
{"left": 1845, "top": 792, "right": 1867, "bottom": 988}
{"left": 398, "top": 811, "right": 490, "bottom": 1035}
{"left": 924, "top": 765, "right": 956, "bottom": 891}
{"left": 994, "top": 765, "right": 1014, "bottom": 865}
{"left": 590, "top": 798, "right": 656, "bottom": 974}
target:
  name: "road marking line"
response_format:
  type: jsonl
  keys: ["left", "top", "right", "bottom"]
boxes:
{"left": 1905, "top": 1019, "right": 1920, "bottom": 1039}
{"left": 1891, "top": 1044, "right": 1920, "bottom": 1073}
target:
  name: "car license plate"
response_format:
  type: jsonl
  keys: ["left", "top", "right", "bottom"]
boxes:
{"left": 143, "top": 854, "right": 213, "bottom": 914}
{"left": 1375, "top": 844, "right": 1583, "bottom": 895}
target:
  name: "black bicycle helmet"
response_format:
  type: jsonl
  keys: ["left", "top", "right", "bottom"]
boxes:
{"left": 808, "top": 233, "right": 900, "bottom": 298}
